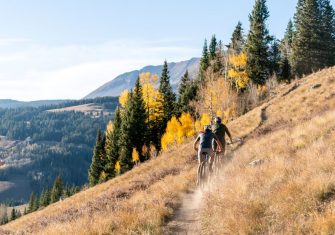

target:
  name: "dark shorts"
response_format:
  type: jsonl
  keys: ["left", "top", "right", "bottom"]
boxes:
{"left": 198, "top": 148, "right": 213, "bottom": 163}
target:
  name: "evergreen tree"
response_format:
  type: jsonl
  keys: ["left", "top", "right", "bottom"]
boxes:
{"left": 50, "top": 176, "right": 63, "bottom": 203}
{"left": 119, "top": 91, "right": 135, "bottom": 172}
{"left": 119, "top": 79, "right": 148, "bottom": 171}
{"left": 40, "top": 188, "right": 51, "bottom": 207}
{"left": 279, "top": 20, "right": 294, "bottom": 81}
{"left": 131, "top": 78, "right": 148, "bottom": 162}
{"left": 88, "top": 130, "right": 105, "bottom": 186}
{"left": 159, "top": 60, "right": 176, "bottom": 123}
{"left": 269, "top": 38, "right": 281, "bottom": 76}
{"left": 199, "top": 39, "right": 210, "bottom": 82}
{"left": 213, "top": 40, "right": 224, "bottom": 73}
{"left": 10, "top": 208, "right": 16, "bottom": 221}
{"left": 283, "top": 19, "right": 294, "bottom": 51}
{"left": 177, "top": 70, "right": 198, "bottom": 115}
{"left": 246, "top": 0, "right": 271, "bottom": 85}
{"left": 178, "top": 70, "right": 190, "bottom": 105}
{"left": 28, "top": 192, "right": 37, "bottom": 213}
{"left": 292, "top": 0, "right": 323, "bottom": 75}
{"left": 209, "top": 35, "right": 218, "bottom": 60}
{"left": 230, "top": 21, "right": 245, "bottom": 53}
{"left": 105, "top": 107, "right": 122, "bottom": 178}
{"left": 319, "top": 0, "right": 335, "bottom": 66}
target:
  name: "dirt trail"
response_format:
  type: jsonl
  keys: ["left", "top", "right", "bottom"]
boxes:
{"left": 164, "top": 189, "right": 203, "bottom": 235}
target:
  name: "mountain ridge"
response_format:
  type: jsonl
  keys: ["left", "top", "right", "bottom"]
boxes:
{"left": 85, "top": 57, "right": 200, "bottom": 98}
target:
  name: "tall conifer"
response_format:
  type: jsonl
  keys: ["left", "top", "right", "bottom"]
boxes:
{"left": 292, "top": 0, "right": 323, "bottom": 75}
{"left": 88, "top": 130, "right": 105, "bottom": 186}
{"left": 230, "top": 21, "right": 245, "bottom": 53}
{"left": 105, "top": 107, "right": 122, "bottom": 178}
{"left": 246, "top": 0, "right": 271, "bottom": 85}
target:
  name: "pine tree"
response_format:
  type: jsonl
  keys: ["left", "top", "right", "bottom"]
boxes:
{"left": 159, "top": 60, "right": 176, "bottom": 123}
{"left": 199, "top": 39, "right": 210, "bottom": 82}
{"left": 283, "top": 19, "right": 294, "bottom": 52}
{"left": 213, "top": 40, "right": 224, "bottom": 73}
{"left": 40, "top": 188, "right": 51, "bottom": 207}
{"left": 50, "top": 176, "right": 63, "bottom": 203}
{"left": 132, "top": 78, "right": 148, "bottom": 162}
{"left": 28, "top": 192, "right": 37, "bottom": 213}
{"left": 178, "top": 70, "right": 198, "bottom": 114}
{"left": 319, "top": 0, "right": 335, "bottom": 67}
{"left": 178, "top": 70, "right": 190, "bottom": 104}
{"left": 105, "top": 107, "right": 122, "bottom": 178}
{"left": 119, "top": 91, "right": 135, "bottom": 172}
{"left": 230, "top": 21, "right": 245, "bottom": 53}
{"left": 10, "top": 208, "right": 16, "bottom": 221}
{"left": 269, "top": 38, "right": 281, "bottom": 76}
{"left": 279, "top": 20, "right": 294, "bottom": 81}
{"left": 88, "top": 130, "right": 105, "bottom": 186}
{"left": 209, "top": 35, "right": 218, "bottom": 60}
{"left": 292, "top": 0, "right": 323, "bottom": 75}
{"left": 246, "top": 0, "right": 271, "bottom": 85}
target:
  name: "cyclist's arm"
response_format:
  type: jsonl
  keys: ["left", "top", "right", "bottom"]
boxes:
{"left": 193, "top": 136, "right": 200, "bottom": 151}
{"left": 225, "top": 125, "right": 233, "bottom": 143}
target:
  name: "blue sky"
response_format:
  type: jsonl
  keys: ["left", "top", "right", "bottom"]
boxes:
{"left": 0, "top": 0, "right": 333, "bottom": 100}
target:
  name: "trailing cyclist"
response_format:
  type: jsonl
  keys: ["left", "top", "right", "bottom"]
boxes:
{"left": 212, "top": 116, "right": 233, "bottom": 156}
{"left": 193, "top": 125, "right": 223, "bottom": 186}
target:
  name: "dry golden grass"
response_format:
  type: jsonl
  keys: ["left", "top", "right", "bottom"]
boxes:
{"left": 2, "top": 67, "right": 335, "bottom": 235}
{"left": 1, "top": 143, "right": 197, "bottom": 235}
{"left": 202, "top": 67, "right": 335, "bottom": 234}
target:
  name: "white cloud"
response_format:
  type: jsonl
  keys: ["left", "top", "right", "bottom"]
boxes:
{"left": 0, "top": 39, "right": 199, "bottom": 101}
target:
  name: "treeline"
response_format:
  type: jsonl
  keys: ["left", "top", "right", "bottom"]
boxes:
{"left": 88, "top": 0, "right": 335, "bottom": 186}
{"left": 45, "top": 96, "right": 118, "bottom": 110}
{"left": 0, "top": 107, "right": 110, "bottom": 145}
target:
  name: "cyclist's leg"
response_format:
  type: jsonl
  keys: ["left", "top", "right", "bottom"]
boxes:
{"left": 208, "top": 149, "right": 214, "bottom": 174}
{"left": 197, "top": 149, "right": 206, "bottom": 185}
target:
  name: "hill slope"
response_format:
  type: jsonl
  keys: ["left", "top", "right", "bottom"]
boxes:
{"left": 85, "top": 57, "right": 200, "bottom": 98}
{"left": 2, "top": 67, "right": 335, "bottom": 234}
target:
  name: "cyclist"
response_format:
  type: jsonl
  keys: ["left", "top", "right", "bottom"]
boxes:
{"left": 193, "top": 125, "right": 223, "bottom": 185}
{"left": 212, "top": 116, "right": 233, "bottom": 156}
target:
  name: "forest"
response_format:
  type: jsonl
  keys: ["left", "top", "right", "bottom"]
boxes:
{"left": 0, "top": 96, "right": 118, "bottom": 203}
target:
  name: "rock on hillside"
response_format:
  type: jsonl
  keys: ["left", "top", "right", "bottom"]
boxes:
{"left": 85, "top": 57, "right": 200, "bottom": 98}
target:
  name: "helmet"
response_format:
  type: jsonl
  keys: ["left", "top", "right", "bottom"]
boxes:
{"left": 215, "top": 116, "right": 222, "bottom": 124}
{"left": 204, "top": 125, "right": 212, "bottom": 131}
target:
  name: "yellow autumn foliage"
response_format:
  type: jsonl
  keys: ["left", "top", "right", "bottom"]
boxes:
{"left": 228, "top": 52, "right": 250, "bottom": 90}
{"left": 194, "top": 73, "right": 238, "bottom": 122}
{"left": 115, "top": 161, "right": 121, "bottom": 175}
{"left": 161, "top": 113, "right": 195, "bottom": 150}
{"left": 106, "top": 120, "right": 113, "bottom": 134}
{"left": 139, "top": 72, "right": 164, "bottom": 123}
{"left": 119, "top": 89, "right": 129, "bottom": 108}
{"left": 194, "top": 113, "right": 211, "bottom": 133}
{"left": 132, "top": 148, "right": 140, "bottom": 163}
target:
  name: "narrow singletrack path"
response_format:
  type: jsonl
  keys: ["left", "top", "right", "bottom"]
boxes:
{"left": 163, "top": 189, "right": 203, "bottom": 235}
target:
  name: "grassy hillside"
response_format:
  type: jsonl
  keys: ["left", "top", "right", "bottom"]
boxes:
{"left": 202, "top": 67, "right": 335, "bottom": 234}
{"left": 1, "top": 67, "right": 335, "bottom": 234}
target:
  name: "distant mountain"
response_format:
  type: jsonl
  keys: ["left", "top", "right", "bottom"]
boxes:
{"left": 85, "top": 57, "right": 200, "bottom": 98}
{"left": 0, "top": 99, "right": 72, "bottom": 109}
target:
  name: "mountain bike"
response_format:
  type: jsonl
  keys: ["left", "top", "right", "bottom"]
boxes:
{"left": 198, "top": 152, "right": 210, "bottom": 190}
